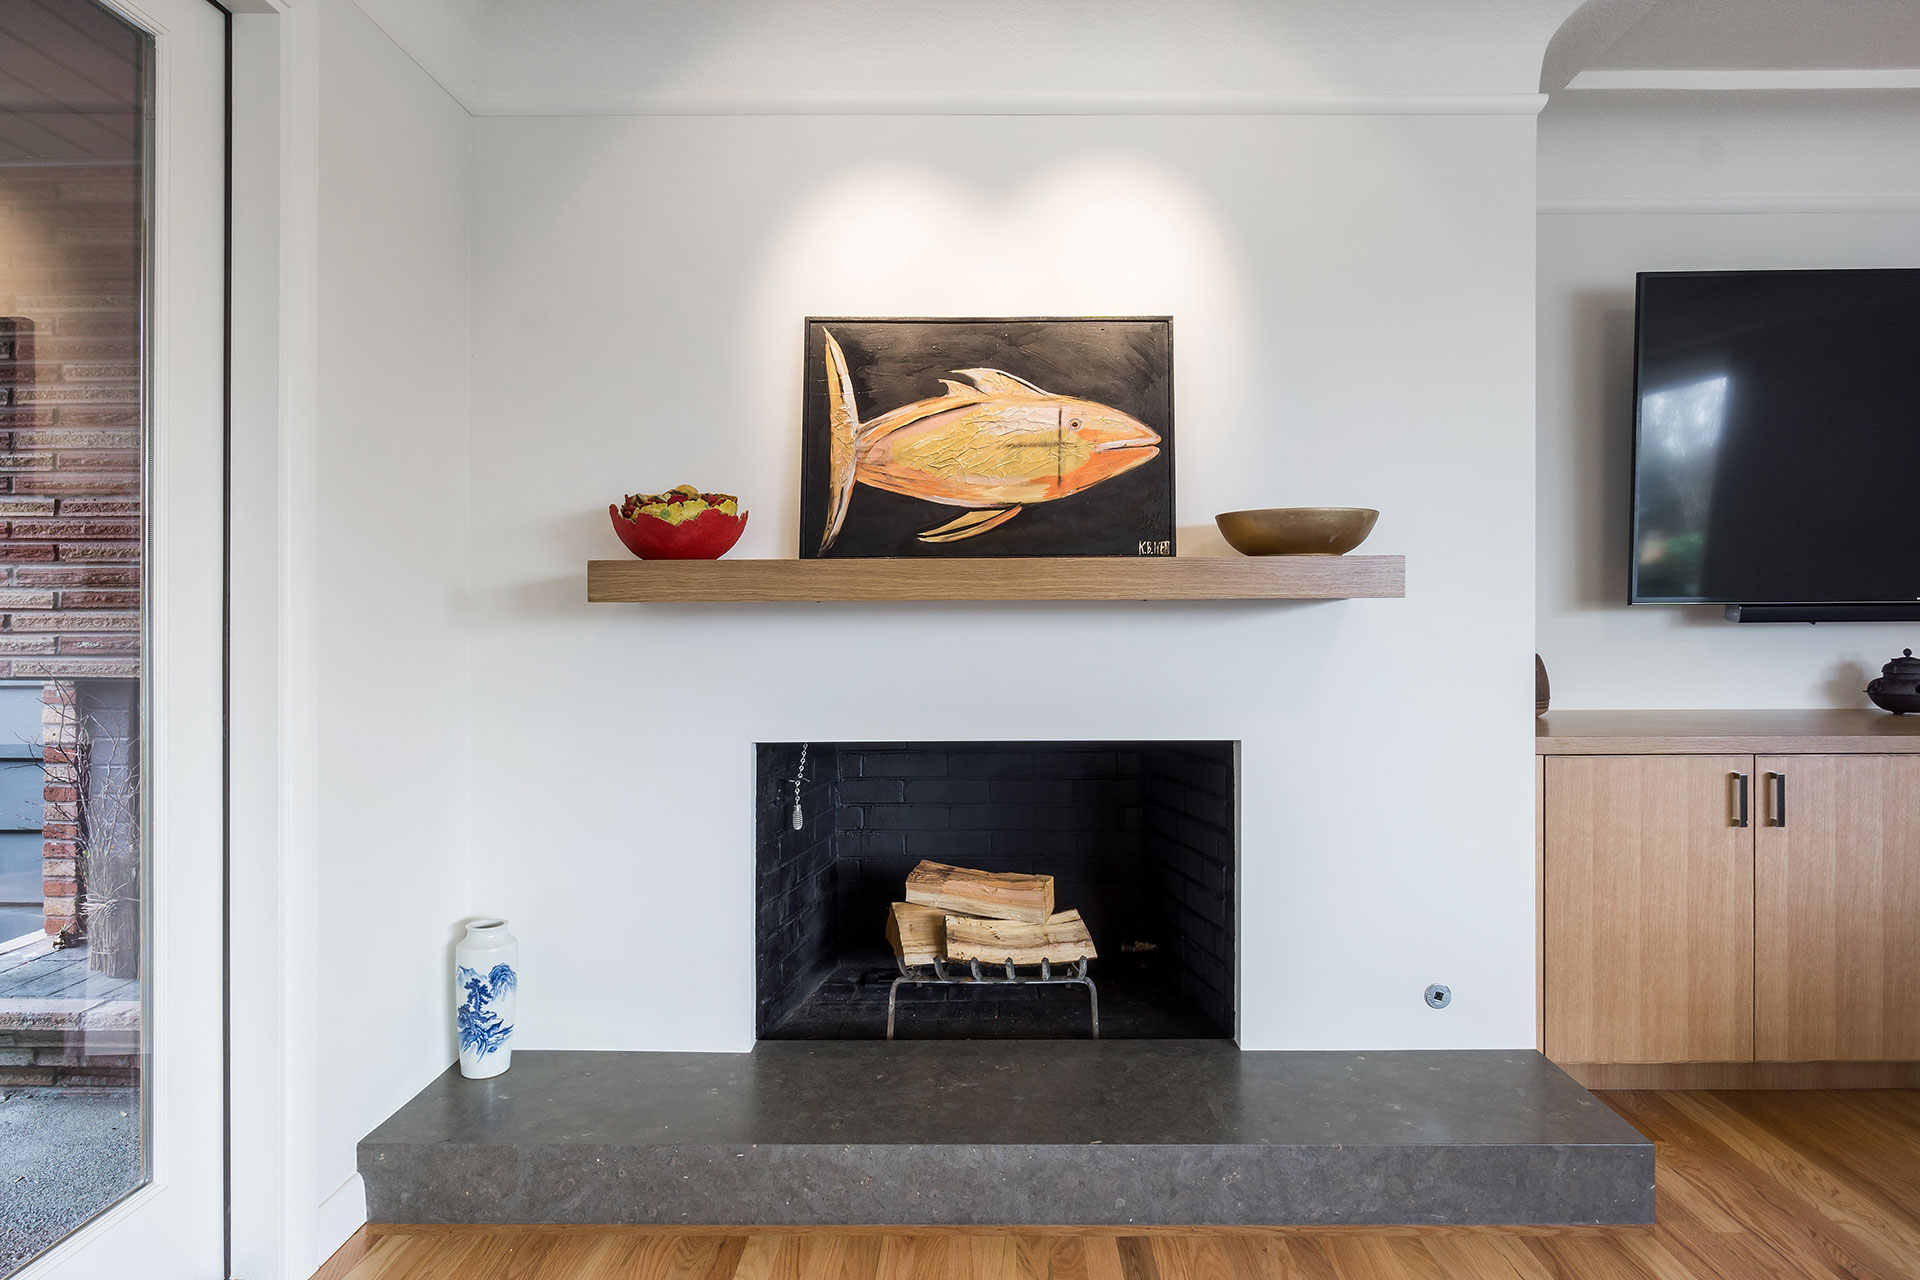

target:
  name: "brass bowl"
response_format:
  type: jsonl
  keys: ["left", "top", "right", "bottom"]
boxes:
{"left": 1214, "top": 507, "right": 1379, "bottom": 556}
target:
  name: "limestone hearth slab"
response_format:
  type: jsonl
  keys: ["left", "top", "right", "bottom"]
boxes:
{"left": 358, "top": 1041, "right": 1652, "bottom": 1226}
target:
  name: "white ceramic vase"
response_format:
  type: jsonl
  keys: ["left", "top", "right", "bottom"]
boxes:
{"left": 455, "top": 918, "right": 518, "bottom": 1079}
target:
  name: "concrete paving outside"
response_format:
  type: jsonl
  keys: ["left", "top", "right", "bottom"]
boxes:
{"left": 0, "top": 1089, "right": 141, "bottom": 1276}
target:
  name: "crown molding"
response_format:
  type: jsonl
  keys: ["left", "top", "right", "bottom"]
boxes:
{"left": 465, "top": 90, "right": 1551, "bottom": 118}
{"left": 1540, "top": 194, "right": 1920, "bottom": 214}
{"left": 1566, "top": 69, "right": 1920, "bottom": 91}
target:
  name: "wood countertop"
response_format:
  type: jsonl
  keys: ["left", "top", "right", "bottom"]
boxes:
{"left": 1536, "top": 709, "right": 1920, "bottom": 755}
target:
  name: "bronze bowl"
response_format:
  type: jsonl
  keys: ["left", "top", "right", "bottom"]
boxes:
{"left": 1215, "top": 507, "right": 1379, "bottom": 556}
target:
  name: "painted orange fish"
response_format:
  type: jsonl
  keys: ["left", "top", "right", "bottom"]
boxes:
{"left": 820, "top": 329, "right": 1162, "bottom": 551}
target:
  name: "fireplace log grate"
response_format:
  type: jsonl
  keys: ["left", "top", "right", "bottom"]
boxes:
{"left": 886, "top": 955, "right": 1098, "bottom": 1039}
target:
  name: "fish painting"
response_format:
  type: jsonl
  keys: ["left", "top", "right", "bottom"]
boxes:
{"left": 802, "top": 318, "right": 1175, "bottom": 558}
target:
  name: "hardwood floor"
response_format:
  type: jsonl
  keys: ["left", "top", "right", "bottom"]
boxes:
{"left": 315, "top": 1090, "right": 1920, "bottom": 1280}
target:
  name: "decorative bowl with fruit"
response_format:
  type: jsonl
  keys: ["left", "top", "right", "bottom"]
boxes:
{"left": 609, "top": 485, "right": 749, "bottom": 560}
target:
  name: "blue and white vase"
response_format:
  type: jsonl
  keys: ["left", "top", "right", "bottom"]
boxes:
{"left": 455, "top": 918, "right": 518, "bottom": 1079}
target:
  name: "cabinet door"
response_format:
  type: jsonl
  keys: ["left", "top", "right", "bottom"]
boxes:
{"left": 1755, "top": 755, "right": 1920, "bottom": 1061}
{"left": 1544, "top": 755, "right": 1754, "bottom": 1063}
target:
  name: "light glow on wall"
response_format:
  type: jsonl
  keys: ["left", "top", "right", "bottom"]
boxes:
{"left": 750, "top": 155, "right": 1243, "bottom": 318}
{"left": 745, "top": 151, "right": 1250, "bottom": 549}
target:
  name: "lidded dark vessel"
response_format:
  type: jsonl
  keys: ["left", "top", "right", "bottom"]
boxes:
{"left": 1866, "top": 649, "right": 1920, "bottom": 714}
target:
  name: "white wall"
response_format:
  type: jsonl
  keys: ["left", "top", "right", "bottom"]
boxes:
{"left": 1536, "top": 94, "right": 1920, "bottom": 709}
{"left": 308, "top": 0, "right": 473, "bottom": 1246}
{"left": 468, "top": 111, "right": 1541, "bottom": 1053}
{"left": 1540, "top": 91, "right": 1920, "bottom": 206}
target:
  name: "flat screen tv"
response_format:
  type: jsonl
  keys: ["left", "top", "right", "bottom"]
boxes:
{"left": 1631, "top": 268, "right": 1920, "bottom": 620}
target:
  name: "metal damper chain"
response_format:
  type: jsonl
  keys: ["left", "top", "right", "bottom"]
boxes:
{"left": 789, "top": 743, "right": 809, "bottom": 830}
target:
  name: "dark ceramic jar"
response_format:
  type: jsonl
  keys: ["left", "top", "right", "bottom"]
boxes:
{"left": 1866, "top": 649, "right": 1920, "bottom": 714}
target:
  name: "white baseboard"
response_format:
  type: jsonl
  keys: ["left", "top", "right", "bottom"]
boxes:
{"left": 311, "top": 1175, "right": 368, "bottom": 1274}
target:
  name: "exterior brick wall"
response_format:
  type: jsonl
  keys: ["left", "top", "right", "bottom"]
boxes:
{"left": 38, "top": 682, "right": 83, "bottom": 936}
{"left": 2, "top": 161, "right": 144, "bottom": 940}
{"left": 0, "top": 161, "right": 144, "bottom": 685}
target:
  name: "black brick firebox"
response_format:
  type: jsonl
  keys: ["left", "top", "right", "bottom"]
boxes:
{"left": 755, "top": 742, "right": 1236, "bottom": 1039}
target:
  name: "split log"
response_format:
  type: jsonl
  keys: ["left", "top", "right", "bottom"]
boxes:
{"left": 904, "top": 860, "right": 1054, "bottom": 924}
{"left": 943, "top": 909, "right": 1096, "bottom": 966}
{"left": 885, "top": 902, "right": 947, "bottom": 966}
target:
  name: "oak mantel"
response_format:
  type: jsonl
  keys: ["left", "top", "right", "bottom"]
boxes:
{"left": 586, "top": 555, "right": 1405, "bottom": 603}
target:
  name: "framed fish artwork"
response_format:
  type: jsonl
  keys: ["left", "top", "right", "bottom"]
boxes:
{"left": 799, "top": 317, "right": 1175, "bottom": 558}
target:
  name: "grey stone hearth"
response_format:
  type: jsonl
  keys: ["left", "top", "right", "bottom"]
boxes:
{"left": 358, "top": 1042, "right": 1653, "bottom": 1226}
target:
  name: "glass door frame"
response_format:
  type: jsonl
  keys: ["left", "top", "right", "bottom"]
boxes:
{"left": 15, "top": 0, "right": 230, "bottom": 1274}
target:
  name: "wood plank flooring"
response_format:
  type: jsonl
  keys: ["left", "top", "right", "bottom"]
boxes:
{"left": 316, "top": 1090, "right": 1920, "bottom": 1280}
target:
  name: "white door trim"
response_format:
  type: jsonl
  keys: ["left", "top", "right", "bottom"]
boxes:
{"left": 224, "top": 3, "right": 355, "bottom": 1277}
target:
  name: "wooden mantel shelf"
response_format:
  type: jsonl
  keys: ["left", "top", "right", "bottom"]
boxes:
{"left": 587, "top": 555, "right": 1405, "bottom": 603}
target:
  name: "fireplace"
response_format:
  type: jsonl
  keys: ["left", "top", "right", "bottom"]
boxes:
{"left": 755, "top": 741, "right": 1236, "bottom": 1039}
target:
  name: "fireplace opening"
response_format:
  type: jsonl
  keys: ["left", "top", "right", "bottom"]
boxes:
{"left": 755, "top": 742, "right": 1236, "bottom": 1040}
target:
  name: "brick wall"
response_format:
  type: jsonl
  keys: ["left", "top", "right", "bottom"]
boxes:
{"left": 830, "top": 744, "right": 1148, "bottom": 964}
{"left": 3, "top": 161, "right": 146, "bottom": 940}
{"left": 755, "top": 742, "right": 1236, "bottom": 1038}
{"left": 37, "top": 682, "right": 82, "bottom": 937}
{"left": 754, "top": 745, "right": 837, "bottom": 1037}
{"left": 1141, "top": 743, "right": 1237, "bottom": 1035}
{"left": 0, "top": 160, "right": 145, "bottom": 684}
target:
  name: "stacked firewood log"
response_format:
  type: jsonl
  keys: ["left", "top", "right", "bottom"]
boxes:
{"left": 884, "top": 861, "right": 1097, "bottom": 967}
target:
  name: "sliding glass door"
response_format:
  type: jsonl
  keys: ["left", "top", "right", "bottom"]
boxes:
{"left": 0, "top": 0, "right": 225, "bottom": 1274}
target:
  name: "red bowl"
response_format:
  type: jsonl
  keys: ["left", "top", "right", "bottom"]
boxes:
{"left": 609, "top": 503, "right": 748, "bottom": 560}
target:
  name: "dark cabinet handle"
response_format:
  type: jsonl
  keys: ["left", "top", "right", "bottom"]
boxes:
{"left": 1767, "top": 771, "right": 1787, "bottom": 827}
{"left": 1732, "top": 772, "right": 1750, "bottom": 827}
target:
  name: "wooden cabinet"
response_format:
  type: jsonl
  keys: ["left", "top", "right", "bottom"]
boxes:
{"left": 1538, "top": 713, "right": 1920, "bottom": 1072}
{"left": 1543, "top": 756, "right": 1753, "bottom": 1063}
{"left": 1755, "top": 756, "right": 1920, "bottom": 1061}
